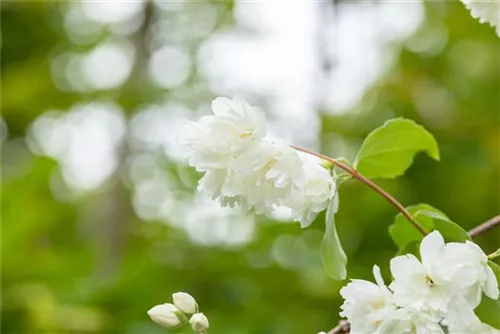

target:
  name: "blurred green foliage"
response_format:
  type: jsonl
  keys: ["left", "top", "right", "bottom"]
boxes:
{"left": 1, "top": 1, "right": 499, "bottom": 333}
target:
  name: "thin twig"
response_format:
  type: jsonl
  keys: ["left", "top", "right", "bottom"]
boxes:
{"left": 468, "top": 214, "right": 500, "bottom": 238}
{"left": 327, "top": 320, "right": 350, "bottom": 334}
{"left": 291, "top": 145, "right": 427, "bottom": 235}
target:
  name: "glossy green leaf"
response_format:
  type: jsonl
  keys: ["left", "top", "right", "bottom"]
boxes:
{"left": 389, "top": 204, "right": 469, "bottom": 252}
{"left": 475, "top": 297, "right": 500, "bottom": 330}
{"left": 396, "top": 240, "right": 420, "bottom": 257}
{"left": 425, "top": 210, "right": 470, "bottom": 242}
{"left": 355, "top": 118, "right": 440, "bottom": 179}
{"left": 389, "top": 204, "right": 438, "bottom": 249}
{"left": 321, "top": 195, "right": 347, "bottom": 280}
{"left": 488, "top": 261, "right": 500, "bottom": 278}
{"left": 475, "top": 261, "right": 500, "bottom": 329}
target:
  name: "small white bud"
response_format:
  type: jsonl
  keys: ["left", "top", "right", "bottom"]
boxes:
{"left": 189, "top": 312, "right": 209, "bottom": 332}
{"left": 172, "top": 292, "right": 199, "bottom": 314}
{"left": 147, "top": 303, "right": 186, "bottom": 328}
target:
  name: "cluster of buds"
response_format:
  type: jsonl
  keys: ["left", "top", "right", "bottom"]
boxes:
{"left": 148, "top": 292, "right": 209, "bottom": 333}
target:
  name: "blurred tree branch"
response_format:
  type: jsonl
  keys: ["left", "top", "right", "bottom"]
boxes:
{"left": 94, "top": 1, "right": 154, "bottom": 281}
{"left": 468, "top": 214, "right": 500, "bottom": 238}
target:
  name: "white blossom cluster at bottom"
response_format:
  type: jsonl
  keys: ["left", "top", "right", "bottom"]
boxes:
{"left": 339, "top": 231, "right": 499, "bottom": 334}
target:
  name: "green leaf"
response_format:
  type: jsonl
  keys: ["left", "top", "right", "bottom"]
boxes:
{"left": 475, "top": 261, "right": 500, "bottom": 329}
{"left": 396, "top": 240, "right": 420, "bottom": 257}
{"left": 476, "top": 297, "right": 500, "bottom": 329}
{"left": 426, "top": 211, "right": 470, "bottom": 242}
{"left": 355, "top": 118, "right": 440, "bottom": 179}
{"left": 389, "top": 204, "right": 469, "bottom": 252}
{"left": 321, "top": 195, "right": 347, "bottom": 280}
{"left": 389, "top": 204, "right": 438, "bottom": 249}
{"left": 489, "top": 261, "right": 500, "bottom": 280}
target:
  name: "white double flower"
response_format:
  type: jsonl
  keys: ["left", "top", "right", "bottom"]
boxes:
{"left": 180, "top": 97, "right": 335, "bottom": 227}
{"left": 339, "top": 231, "right": 499, "bottom": 334}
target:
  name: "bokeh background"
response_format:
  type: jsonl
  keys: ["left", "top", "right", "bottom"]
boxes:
{"left": 2, "top": 1, "right": 499, "bottom": 333}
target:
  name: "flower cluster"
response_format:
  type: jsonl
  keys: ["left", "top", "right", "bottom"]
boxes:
{"left": 148, "top": 292, "right": 209, "bottom": 333}
{"left": 180, "top": 97, "right": 335, "bottom": 228}
{"left": 339, "top": 231, "right": 499, "bottom": 334}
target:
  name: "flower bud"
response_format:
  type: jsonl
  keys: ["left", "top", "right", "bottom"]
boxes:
{"left": 189, "top": 312, "right": 209, "bottom": 332}
{"left": 147, "top": 303, "right": 186, "bottom": 328}
{"left": 172, "top": 292, "right": 198, "bottom": 314}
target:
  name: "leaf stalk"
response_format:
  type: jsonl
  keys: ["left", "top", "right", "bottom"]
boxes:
{"left": 291, "top": 145, "right": 427, "bottom": 235}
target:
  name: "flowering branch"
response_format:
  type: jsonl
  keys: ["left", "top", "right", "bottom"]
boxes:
{"left": 468, "top": 214, "right": 500, "bottom": 238}
{"left": 290, "top": 145, "right": 427, "bottom": 235}
{"left": 174, "top": 97, "right": 500, "bottom": 334}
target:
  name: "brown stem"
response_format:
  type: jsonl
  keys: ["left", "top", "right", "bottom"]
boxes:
{"left": 468, "top": 214, "right": 500, "bottom": 238}
{"left": 327, "top": 320, "right": 350, "bottom": 334}
{"left": 290, "top": 145, "right": 427, "bottom": 235}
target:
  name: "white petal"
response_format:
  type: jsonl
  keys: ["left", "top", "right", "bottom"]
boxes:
{"left": 211, "top": 97, "right": 234, "bottom": 118}
{"left": 484, "top": 265, "right": 500, "bottom": 300}
{"left": 420, "top": 231, "right": 445, "bottom": 267}
{"left": 373, "top": 265, "right": 384, "bottom": 288}
{"left": 189, "top": 312, "right": 209, "bottom": 332}
{"left": 299, "top": 210, "right": 317, "bottom": 228}
{"left": 172, "top": 292, "right": 198, "bottom": 314}
{"left": 147, "top": 303, "right": 183, "bottom": 328}
{"left": 198, "top": 169, "right": 226, "bottom": 197}
{"left": 390, "top": 254, "right": 424, "bottom": 279}
{"left": 463, "top": 283, "right": 483, "bottom": 309}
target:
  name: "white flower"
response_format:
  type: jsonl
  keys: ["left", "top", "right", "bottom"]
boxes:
{"left": 286, "top": 159, "right": 335, "bottom": 228}
{"left": 449, "top": 319, "right": 500, "bottom": 334}
{"left": 147, "top": 303, "right": 186, "bottom": 328}
{"left": 340, "top": 265, "right": 397, "bottom": 334}
{"left": 172, "top": 292, "right": 198, "bottom": 314}
{"left": 386, "top": 307, "right": 444, "bottom": 334}
{"left": 445, "top": 299, "right": 500, "bottom": 334}
{"left": 390, "top": 231, "right": 458, "bottom": 313}
{"left": 211, "top": 97, "right": 267, "bottom": 139}
{"left": 341, "top": 232, "right": 499, "bottom": 334}
{"left": 228, "top": 139, "right": 303, "bottom": 213}
{"left": 461, "top": 0, "right": 500, "bottom": 36}
{"left": 179, "top": 97, "right": 337, "bottom": 227}
{"left": 179, "top": 97, "right": 267, "bottom": 172}
{"left": 442, "top": 240, "right": 499, "bottom": 308}
{"left": 189, "top": 312, "right": 209, "bottom": 332}
{"left": 197, "top": 169, "right": 230, "bottom": 201}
